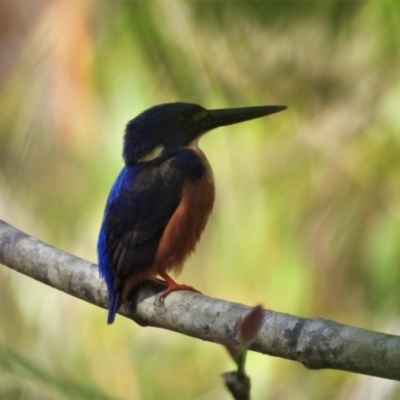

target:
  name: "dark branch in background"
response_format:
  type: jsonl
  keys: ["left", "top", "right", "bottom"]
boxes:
{"left": 1, "top": 219, "right": 400, "bottom": 381}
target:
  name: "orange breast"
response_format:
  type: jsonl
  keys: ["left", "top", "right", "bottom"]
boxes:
{"left": 152, "top": 171, "right": 215, "bottom": 276}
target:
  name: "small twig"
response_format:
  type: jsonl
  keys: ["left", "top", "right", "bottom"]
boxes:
{"left": 222, "top": 371, "right": 251, "bottom": 400}
{"left": 220, "top": 305, "right": 264, "bottom": 399}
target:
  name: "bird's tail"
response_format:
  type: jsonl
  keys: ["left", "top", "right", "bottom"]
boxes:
{"left": 107, "top": 289, "right": 121, "bottom": 324}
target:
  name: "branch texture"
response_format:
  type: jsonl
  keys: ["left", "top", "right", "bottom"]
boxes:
{"left": 1, "top": 219, "right": 400, "bottom": 381}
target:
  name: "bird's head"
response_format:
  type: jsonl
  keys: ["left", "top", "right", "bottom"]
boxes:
{"left": 123, "top": 102, "right": 286, "bottom": 165}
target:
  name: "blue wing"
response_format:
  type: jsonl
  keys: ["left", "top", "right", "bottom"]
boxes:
{"left": 97, "top": 158, "right": 186, "bottom": 322}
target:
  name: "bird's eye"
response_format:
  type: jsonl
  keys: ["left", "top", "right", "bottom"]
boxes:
{"left": 178, "top": 110, "right": 208, "bottom": 129}
{"left": 192, "top": 110, "right": 208, "bottom": 122}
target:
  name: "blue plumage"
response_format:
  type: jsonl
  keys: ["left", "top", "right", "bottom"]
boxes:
{"left": 98, "top": 168, "right": 139, "bottom": 323}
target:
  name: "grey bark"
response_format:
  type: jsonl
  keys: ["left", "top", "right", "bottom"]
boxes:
{"left": 1, "top": 219, "right": 400, "bottom": 381}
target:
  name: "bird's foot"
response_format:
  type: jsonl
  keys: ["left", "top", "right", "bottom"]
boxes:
{"left": 158, "top": 272, "right": 201, "bottom": 303}
{"left": 160, "top": 283, "right": 201, "bottom": 298}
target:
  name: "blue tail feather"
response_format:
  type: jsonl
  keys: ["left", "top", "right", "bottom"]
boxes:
{"left": 107, "top": 289, "right": 121, "bottom": 324}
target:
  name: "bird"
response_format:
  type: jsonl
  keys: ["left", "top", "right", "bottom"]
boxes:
{"left": 97, "top": 102, "right": 287, "bottom": 324}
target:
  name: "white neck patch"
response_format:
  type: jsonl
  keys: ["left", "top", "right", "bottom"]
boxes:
{"left": 138, "top": 145, "right": 165, "bottom": 163}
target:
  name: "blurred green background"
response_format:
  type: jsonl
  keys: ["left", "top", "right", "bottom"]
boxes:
{"left": 1, "top": 1, "right": 400, "bottom": 399}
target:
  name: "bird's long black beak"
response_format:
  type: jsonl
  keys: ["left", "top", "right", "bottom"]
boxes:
{"left": 201, "top": 105, "right": 287, "bottom": 132}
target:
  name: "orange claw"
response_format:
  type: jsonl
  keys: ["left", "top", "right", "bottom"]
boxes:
{"left": 159, "top": 271, "right": 201, "bottom": 300}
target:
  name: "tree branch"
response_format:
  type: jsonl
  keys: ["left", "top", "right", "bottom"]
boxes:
{"left": 1, "top": 219, "right": 400, "bottom": 381}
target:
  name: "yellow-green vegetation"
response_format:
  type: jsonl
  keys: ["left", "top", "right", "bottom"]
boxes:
{"left": 1, "top": 1, "right": 400, "bottom": 399}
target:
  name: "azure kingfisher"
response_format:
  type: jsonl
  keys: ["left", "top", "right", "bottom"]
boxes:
{"left": 97, "top": 102, "right": 286, "bottom": 324}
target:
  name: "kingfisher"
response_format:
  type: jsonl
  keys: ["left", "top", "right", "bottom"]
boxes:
{"left": 98, "top": 102, "right": 286, "bottom": 324}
